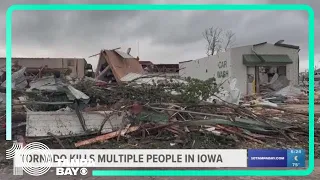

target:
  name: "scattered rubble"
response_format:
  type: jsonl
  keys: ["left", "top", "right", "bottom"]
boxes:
{"left": 1, "top": 67, "right": 28, "bottom": 90}
{"left": 0, "top": 51, "right": 318, "bottom": 159}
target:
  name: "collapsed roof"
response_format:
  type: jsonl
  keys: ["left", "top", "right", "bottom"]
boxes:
{"left": 95, "top": 49, "right": 144, "bottom": 83}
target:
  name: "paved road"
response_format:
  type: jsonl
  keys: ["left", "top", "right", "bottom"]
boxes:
{"left": 1, "top": 161, "right": 319, "bottom": 180}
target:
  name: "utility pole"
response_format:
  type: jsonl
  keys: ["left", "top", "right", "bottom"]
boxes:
{"left": 137, "top": 41, "right": 140, "bottom": 57}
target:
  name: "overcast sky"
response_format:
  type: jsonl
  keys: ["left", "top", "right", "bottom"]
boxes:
{"left": 0, "top": 0, "right": 319, "bottom": 72}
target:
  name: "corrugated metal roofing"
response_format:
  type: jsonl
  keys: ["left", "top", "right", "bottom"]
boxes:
{"left": 114, "top": 50, "right": 135, "bottom": 59}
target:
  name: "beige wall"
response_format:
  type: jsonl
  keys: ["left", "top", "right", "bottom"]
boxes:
{"left": 61, "top": 58, "right": 86, "bottom": 78}
{"left": 0, "top": 58, "right": 86, "bottom": 78}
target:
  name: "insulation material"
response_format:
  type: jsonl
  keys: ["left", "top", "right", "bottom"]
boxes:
{"left": 275, "top": 86, "right": 303, "bottom": 97}
{"left": 225, "top": 78, "right": 241, "bottom": 105}
{"left": 1, "top": 67, "right": 28, "bottom": 90}
{"left": 209, "top": 78, "right": 241, "bottom": 105}
{"left": 269, "top": 75, "right": 290, "bottom": 91}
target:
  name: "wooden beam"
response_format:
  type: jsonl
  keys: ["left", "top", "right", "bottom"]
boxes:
{"left": 96, "top": 65, "right": 110, "bottom": 80}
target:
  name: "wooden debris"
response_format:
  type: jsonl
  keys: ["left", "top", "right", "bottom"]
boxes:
{"left": 216, "top": 125, "right": 265, "bottom": 144}
{"left": 121, "top": 124, "right": 132, "bottom": 136}
{"left": 248, "top": 103, "right": 313, "bottom": 116}
{"left": 146, "top": 106, "right": 230, "bottom": 120}
{"left": 74, "top": 100, "right": 87, "bottom": 132}
{"left": 74, "top": 126, "right": 140, "bottom": 147}
{"left": 47, "top": 132, "right": 66, "bottom": 148}
{"left": 4, "top": 69, "right": 318, "bottom": 152}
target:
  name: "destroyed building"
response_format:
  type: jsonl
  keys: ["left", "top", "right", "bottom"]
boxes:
{"left": 94, "top": 49, "right": 144, "bottom": 83}
{"left": 0, "top": 46, "right": 317, "bottom": 155}
{"left": 0, "top": 57, "right": 93, "bottom": 79}
{"left": 179, "top": 41, "right": 300, "bottom": 95}
{"left": 140, "top": 61, "right": 179, "bottom": 76}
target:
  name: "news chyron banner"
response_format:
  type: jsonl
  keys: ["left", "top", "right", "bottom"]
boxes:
{"left": 247, "top": 149, "right": 306, "bottom": 167}
{"left": 7, "top": 142, "right": 305, "bottom": 177}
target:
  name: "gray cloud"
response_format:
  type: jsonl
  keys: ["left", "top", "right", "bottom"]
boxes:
{"left": 127, "top": 10, "right": 243, "bottom": 46}
{"left": 0, "top": 0, "right": 318, "bottom": 72}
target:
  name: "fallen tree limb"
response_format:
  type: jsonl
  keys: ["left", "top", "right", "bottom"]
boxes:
{"left": 98, "top": 112, "right": 113, "bottom": 135}
{"left": 216, "top": 125, "right": 265, "bottom": 144}
{"left": 145, "top": 106, "right": 230, "bottom": 120}
{"left": 214, "top": 102, "right": 295, "bottom": 141}
{"left": 181, "top": 119, "right": 278, "bottom": 135}
{"left": 0, "top": 122, "right": 26, "bottom": 135}
{"left": 240, "top": 108, "right": 294, "bottom": 141}
{"left": 245, "top": 104, "right": 314, "bottom": 116}
{"left": 144, "top": 122, "right": 178, "bottom": 132}
{"left": 47, "top": 132, "right": 66, "bottom": 148}
{"left": 74, "top": 126, "right": 140, "bottom": 147}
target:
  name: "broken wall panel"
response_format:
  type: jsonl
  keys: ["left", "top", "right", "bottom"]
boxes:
{"left": 26, "top": 111, "right": 125, "bottom": 137}
{"left": 99, "top": 50, "right": 144, "bottom": 83}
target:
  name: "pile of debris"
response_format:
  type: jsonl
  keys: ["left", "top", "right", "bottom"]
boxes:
{"left": 257, "top": 67, "right": 318, "bottom": 104}
{"left": 0, "top": 49, "right": 317, "bottom": 154}
{"left": 260, "top": 84, "right": 320, "bottom": 105}
{"left": 0, "top": 71, "right": 317, "bottom": 151}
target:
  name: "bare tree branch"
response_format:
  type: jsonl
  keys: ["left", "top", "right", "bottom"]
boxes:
{"left": 202, "top": 27, "right": 223, "bottom": 56}
{"left": 224, "top": 30, "right": 236, "bottom": 51}
{"left": 203, "top": 27, "right": 236, "bottom": 55}
{"left": 216, "top": 44, "right": 223, "bottom": 54}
